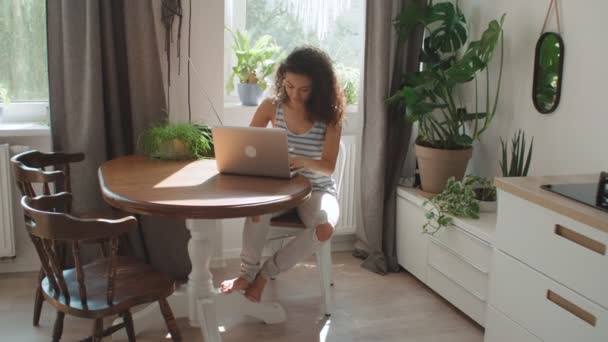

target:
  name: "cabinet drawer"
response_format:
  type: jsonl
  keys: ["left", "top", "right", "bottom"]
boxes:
{"left": 484, "top": 305, "right": 542, "bottom": 342}
{"left": 428, "top": 239, "right": 489, "bottom": 300}
{"left": 497, "top": 190, "right": 608, "bottom": 308}
{"left": 489, "top": 251, "right": 608, "bottom": 342}
{"left": 396, "top": 196, "right": 428, "bottom": 282}
{"left": 432, "top": 222, "right": 492, "bottom": 272}
{"left": 427, "top": 265, "right": 486, "bottom": 326}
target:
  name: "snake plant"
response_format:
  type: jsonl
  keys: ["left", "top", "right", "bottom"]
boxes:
{"left": 500, "top": 130, "right": 534, "bottom": 177}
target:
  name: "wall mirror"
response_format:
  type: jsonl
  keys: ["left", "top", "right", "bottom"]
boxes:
{"left": 532, "top": 32, "right": 564, "bottom": 114}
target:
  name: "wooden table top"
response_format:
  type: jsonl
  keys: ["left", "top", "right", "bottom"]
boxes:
{"left": 98, "top": 155, "right": 312, "bottom": 219}
{"left": 496, "top": 174, "right": 608, "bottom": 233}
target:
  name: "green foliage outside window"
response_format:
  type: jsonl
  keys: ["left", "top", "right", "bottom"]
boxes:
{"left": 0, "top": 0, "right": 49, "bottom": 102}
{"left": 244, "top": 0, "right": 363, "bottom": 105}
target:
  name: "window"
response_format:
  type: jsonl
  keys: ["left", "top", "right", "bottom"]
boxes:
{"left": 225, "top": 0, "right": 365, "bottom": 110}
{"left": 0, "top": 0, "right": 49, "bottom": 123}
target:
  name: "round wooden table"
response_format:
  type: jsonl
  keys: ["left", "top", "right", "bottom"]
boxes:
{"left": 99, "top": 155, "right": 311, "bottom": 342}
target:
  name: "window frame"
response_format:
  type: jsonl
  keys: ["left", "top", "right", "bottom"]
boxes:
{"left": 223, "top": 0, "right": 367, "bottom": 118}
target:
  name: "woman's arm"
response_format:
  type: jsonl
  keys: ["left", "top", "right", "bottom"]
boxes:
{"left": 290, "top": 123, "right": 342, "bottom": 176}
{"left": 249, "top": 98, "right": 275, "bottom": 127}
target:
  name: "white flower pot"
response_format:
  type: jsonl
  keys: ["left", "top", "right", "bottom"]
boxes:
{"left": 478, "top": 200, "right": 497, "bottom": 213}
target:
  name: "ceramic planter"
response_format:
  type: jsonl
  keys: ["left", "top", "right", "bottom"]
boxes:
{"left": 478, "top": 200, "right": 497, "bottom": 213}
{"left": 237, "top": 83, "right": 263, "bottom": 106}
{"left": 415, "top": 144, "right": 473, "bottom": 194}
{"left": 154, "top": 138, "right": 191, "bottom": 160}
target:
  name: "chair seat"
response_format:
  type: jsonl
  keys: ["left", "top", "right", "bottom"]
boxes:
{"left": 42, "top": 256, "right": 174, "bottom": 319}
{"left": 75, "top": 208, "right": 130, "bottom": 220}
{"left": 270, "top": 210, "right": 306, "bottom": 228}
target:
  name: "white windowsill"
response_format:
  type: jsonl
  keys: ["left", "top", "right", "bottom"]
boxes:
{"left": 0, "top": 102, "right": 50, "bottom": 137}
{"left": 0, "top": 122, "right": 50, "bottom": 137}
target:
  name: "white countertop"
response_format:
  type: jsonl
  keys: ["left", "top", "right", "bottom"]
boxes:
{"left": 397, "top": 186, "right": 497, "bottom": 245}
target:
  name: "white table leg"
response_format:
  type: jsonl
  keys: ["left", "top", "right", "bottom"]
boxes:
{"left": 113, "top": 219, "right": 286, "bottom": 341}
{"left": 186, "top": 219, "right": 286, "bottom": 342}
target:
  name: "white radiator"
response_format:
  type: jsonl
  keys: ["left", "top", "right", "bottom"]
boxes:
{"left": 335, "top": 135, "right": 357, "bottom": 235}
{"left": 0, "top": 144, "right": 29, "bottom": 258}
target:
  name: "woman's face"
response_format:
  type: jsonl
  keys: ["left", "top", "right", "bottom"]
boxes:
{"left": 284, "top": 72, "right": 312, "bottom": 105}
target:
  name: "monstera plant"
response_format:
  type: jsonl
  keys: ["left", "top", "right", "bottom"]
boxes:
{"left": 388, "top": 1, "right": 506, "bottom": 194}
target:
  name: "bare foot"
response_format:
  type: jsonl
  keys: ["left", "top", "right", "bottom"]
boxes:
{"left": 244, "top": 273, "right": 268, "bottom": 302}
{"left": 220, "top": 277, "right": 250, "bottom": 294}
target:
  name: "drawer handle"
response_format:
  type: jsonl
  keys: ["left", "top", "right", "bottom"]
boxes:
{"left": 554, "top": 224, "right": 606, "bottom": 255}
{"left": 546, "top": 290, "right": 596, "bottom": 327}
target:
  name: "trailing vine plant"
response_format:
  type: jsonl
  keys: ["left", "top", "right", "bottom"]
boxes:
{"left": 422, "top": 175, "right": 496, "bottom": 235}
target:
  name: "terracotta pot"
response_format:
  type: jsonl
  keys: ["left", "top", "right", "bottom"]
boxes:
{"left": 415, "top": 144, "right": 473, "bottom": 194}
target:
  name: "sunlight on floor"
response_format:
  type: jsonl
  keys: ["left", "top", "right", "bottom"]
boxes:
{"left": 319, "top": 319, "right": 331, "bottom": 342}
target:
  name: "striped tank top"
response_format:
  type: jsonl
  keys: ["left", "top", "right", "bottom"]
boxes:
{"left": 274, "top": 103, "right": 337, "bottom": 195}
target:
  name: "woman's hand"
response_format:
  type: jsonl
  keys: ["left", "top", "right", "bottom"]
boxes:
{"left": 289, "top": 157, "right": 309, "bottom": 170}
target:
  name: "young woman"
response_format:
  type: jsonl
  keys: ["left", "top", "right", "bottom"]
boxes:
{"left": 220, "top": 46, "right": 345, "bottom": 302}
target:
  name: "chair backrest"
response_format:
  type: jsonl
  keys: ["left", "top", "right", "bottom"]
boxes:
{"left": 11, "top": 150, "right": 84, "bottom": 198}
{"left": 21, "top": 193, "right": 137, "bottom": 309}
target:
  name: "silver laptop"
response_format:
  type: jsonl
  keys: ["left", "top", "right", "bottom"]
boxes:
{"left": 212, "top": 126, "right": 300, "bottom": 178}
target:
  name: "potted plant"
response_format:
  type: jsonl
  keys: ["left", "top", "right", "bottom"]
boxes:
{"left": 226, "top": 28, "right": 284, "bottom": 106}
{"left": 140, "top": 122, "right": 214, "bottom": 160}
{"left": 500, "top": 130, "right": 534, "bottom": 177}
{"left": 422, "top": 176, "right": 480, "bottom": 235}
{"left": 336, "top": 63, "right": 360, "bottom": 105}
{"left": 422, "top": 174, "right": 497, "bottom": 234}
{"left": 389, "top": 1, "right": 506, "bottom": 194}
{"left": 468, "top": 175, "right": 497, "bottom": 212}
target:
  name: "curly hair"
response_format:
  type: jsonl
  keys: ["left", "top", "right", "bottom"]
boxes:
{"left": 274, "top": 46, "right": 345, "bottom": 126}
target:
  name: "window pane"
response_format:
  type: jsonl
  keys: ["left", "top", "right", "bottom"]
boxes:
{"left": 0, "top": 0, "right": 49, "bottom": 102}
{"left": 227, "top": 0, "right": 364, "bottom": 105}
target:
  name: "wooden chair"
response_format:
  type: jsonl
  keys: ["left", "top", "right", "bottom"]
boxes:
{"left": 267, "top": 141, "right": 346, "bottom": 316}
{"left": 10, "top": 150, "right": 149, "bottom": 327}
{"left": 20, "top": 193, "right": 181, "bottom": 342}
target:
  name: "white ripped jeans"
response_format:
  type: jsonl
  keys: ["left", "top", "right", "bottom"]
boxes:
{"left": 239, "top": 191, "right": 340, "bottom": 282}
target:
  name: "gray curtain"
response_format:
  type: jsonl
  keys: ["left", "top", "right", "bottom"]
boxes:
{"left": 47, "top": 0, "right": 191, "bottom": 279}
{"left": 354, "top": 0, "right": 423, "bottom": 274}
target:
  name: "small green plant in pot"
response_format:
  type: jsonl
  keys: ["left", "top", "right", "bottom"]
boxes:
{"left": 388, "top": 1, "right": 506, "bottom": 194}
{"left": 336, "top": 63, "right": 360, "bottom": 105}
{"left": 226, "top": 27, "right": 284, "bottom": 106}
{"left": 422, "top": 175, "right": 496, "bottom": 234}
{"left": 140, "top": 122, "right": 214, "bottom": 160}
{"left": 468, "top": 175, "right": 497, "bottom": 213}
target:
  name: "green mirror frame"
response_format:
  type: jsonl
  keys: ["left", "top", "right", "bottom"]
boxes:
{"left": 532, "top": 32, "right": 564, "bottom": 114}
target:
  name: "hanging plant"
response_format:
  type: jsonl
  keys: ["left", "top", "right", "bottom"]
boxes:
{"left": 161, "top": 0, "right": 184, "bottom": 86}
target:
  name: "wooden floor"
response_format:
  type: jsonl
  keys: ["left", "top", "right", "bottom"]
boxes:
{"left": 0, "top": 252, "right": 483, "bottom": 341}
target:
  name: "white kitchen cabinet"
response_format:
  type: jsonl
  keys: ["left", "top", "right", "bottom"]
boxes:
{"left": 396, "top": 186, "right": 496, "bottom": 326}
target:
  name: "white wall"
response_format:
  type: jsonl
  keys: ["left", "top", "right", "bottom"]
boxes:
{"left": 0, "top": 134, "right": 52, "bottom": 273}
{"left": 460, "top": 0, "right": 607, "bottom": 177}
{"left": 153, "top": 0, "right": 225, "bottom": 126}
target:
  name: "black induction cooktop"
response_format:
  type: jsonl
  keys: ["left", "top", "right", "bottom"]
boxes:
{"left": 541, "top": 172, "right": 608, "bottom": 213}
